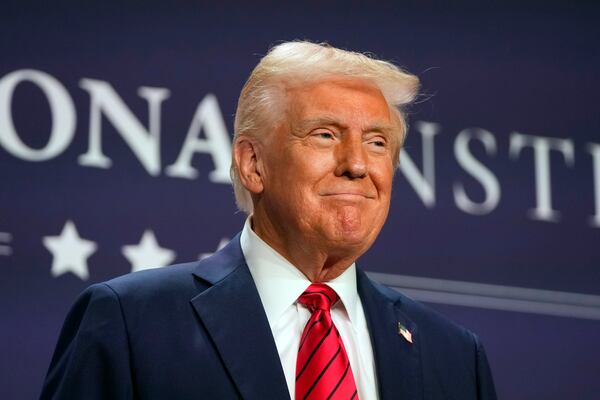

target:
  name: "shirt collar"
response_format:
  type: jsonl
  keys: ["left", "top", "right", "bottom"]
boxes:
{"left": 240, "top": 217, "right": 360, "bottom": 328}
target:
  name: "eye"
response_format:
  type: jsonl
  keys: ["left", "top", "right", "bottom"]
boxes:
{"left": 308, "top": 130, "right": 337, "bottom": 147}
{"left": 310, "top": 130, "right": 337, "bottom": 144}
{"left": 367, "top": 136, "right": 388, "bottom": 150}
{"left": 315, "top": 131, "right": 335, "bottom": 140}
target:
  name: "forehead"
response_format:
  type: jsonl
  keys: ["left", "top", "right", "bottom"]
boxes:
{"left": 285, "top": 77, "right": 392, "bottom": 127}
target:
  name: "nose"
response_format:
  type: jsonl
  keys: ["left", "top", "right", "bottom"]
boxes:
{"left": 334, "top": 135, "right": 368, "bottom": 179}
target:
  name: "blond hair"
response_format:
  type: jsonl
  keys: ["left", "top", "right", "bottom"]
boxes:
{"left": 231, "top": 41, "right": 419, "bottom": 214}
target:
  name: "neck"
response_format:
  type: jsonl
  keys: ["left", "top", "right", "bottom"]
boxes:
{"left": 250, "top": 215, "right": 360, "bottom": 282}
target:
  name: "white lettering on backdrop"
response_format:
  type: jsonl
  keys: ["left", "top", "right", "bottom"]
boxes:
{"left": 0, "top": 69, "right": 598, "bottom": 227}
{"left": 78, "top": 79, "right": 170, "bottom": 175}
{"left": 453, "top": 128, "right": 501, "bottom": 215}
{"left": 0, "top": 69, "right": 76, "bottom": 161}
{"left": 509, "top": 133, "right": 575, "bottom": 222}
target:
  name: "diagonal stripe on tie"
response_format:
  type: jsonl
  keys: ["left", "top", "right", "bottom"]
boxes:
{"left": 326, "top": 361, "right": 351, "bottom": 400}
{"left": 298, "top": 317, "right": 323, "bottom": 352}
{"left": 296, "top": 283, "right": 359, "bottom": 400}
{"left": 302, "top": 345, "right": 341, "bottom": 398}
{"left": 296, "top": 323, "right": 334, "bottom": 380}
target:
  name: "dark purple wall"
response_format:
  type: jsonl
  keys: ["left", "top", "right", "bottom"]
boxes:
{"left": 1, "top": 2, "right": 599, "bottom": 399}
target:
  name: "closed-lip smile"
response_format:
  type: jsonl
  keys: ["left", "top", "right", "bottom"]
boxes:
{"left": 321, "top": 192, "right": 375, "bottom": 199}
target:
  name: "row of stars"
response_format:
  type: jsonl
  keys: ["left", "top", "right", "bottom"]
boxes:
{"left": 42, "top": 220, "right": 228, "bottom": 280}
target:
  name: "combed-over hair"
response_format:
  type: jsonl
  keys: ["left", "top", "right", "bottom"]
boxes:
{"left": 231, "top": 41, "right": 419, "bottom": 214}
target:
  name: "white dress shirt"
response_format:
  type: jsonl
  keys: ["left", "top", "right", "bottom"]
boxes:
{"left": 240, "top": 218, "right": 379, "bottom": 400}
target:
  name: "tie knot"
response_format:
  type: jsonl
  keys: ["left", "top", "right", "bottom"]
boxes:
{"left": 298, "top": 283, "right": 339, "bottom": 312}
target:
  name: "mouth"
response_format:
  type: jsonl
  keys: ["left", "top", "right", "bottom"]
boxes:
{"left": 320, "top": 192, "right": 376, "bottom": 200}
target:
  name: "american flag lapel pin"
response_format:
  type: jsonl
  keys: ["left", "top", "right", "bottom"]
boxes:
{"left": 397, "top": 322, "right": 413, "bottom": 344}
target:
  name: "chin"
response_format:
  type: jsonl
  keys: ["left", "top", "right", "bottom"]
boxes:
{"left": 327, "top": 225, "right": 375, "bottom": 250}
{"left": 317, "top": 206, "right": 384, "bottom": 250}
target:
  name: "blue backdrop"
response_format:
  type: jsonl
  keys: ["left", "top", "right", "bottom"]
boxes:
{"left": 1, "top": 2, "right": 599, "bottom": 399}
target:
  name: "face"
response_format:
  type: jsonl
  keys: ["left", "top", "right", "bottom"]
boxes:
{"left": 249, "top": 77, "right": 396, "bottom": 260}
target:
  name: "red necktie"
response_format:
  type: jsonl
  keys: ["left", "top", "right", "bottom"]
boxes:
{"left": 295, "top": 283, "right": 359, "bottom": 400}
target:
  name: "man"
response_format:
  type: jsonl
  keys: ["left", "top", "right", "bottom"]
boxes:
{"left": 41, "top": 41, "right": 497, "bottom": 399}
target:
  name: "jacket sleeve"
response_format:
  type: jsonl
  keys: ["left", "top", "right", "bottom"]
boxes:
{"left": 473, "top": 334, "right": 498, "bottom": 400}
{"left": 40, "top": 283, "right": 134, "bottom": 400}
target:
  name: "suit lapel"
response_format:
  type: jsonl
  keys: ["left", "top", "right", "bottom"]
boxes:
{"left": 358, "top": 269, "right": 423, "bottom": 400}
{"left": 190, "top": 235, "right": 290, "bottom": 400}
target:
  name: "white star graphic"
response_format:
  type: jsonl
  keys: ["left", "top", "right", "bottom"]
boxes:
{"left": 43, "top": 220, "right": 97, "bottom": 280}
{"left": 122, "top": 230, "right": 176, "bottom": 272}
{"left": 198, "top": 237, "right": 230, "bottom": 260}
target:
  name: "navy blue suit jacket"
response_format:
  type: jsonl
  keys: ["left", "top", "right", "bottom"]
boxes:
{"left": 41, "top": 234, "right": 497, "bottom": 399}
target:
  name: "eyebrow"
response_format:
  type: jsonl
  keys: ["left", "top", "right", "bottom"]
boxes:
{"left": 293, "top": 115, "right": 395, "bottom": 137}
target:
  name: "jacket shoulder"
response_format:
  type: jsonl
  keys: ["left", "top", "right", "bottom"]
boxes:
{"left": 365, "top": 275, "right": 497, "bottom": 398}
{"left": 368, "top": 275, "right": 475, "bottom": 342}
{"left": 103, "top": 261, "right": 203, "bottom": 299}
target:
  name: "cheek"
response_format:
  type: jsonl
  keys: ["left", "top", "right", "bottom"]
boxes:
{"left": 373, "top": 164, "right": 394, "bottom": 196}
{"left": 371, "top": 169, "right": 394, "bottom": 218}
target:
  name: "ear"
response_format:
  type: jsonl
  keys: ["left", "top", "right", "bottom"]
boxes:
{"left": 233, "top": 137, "right": 264, "bottom": 194}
